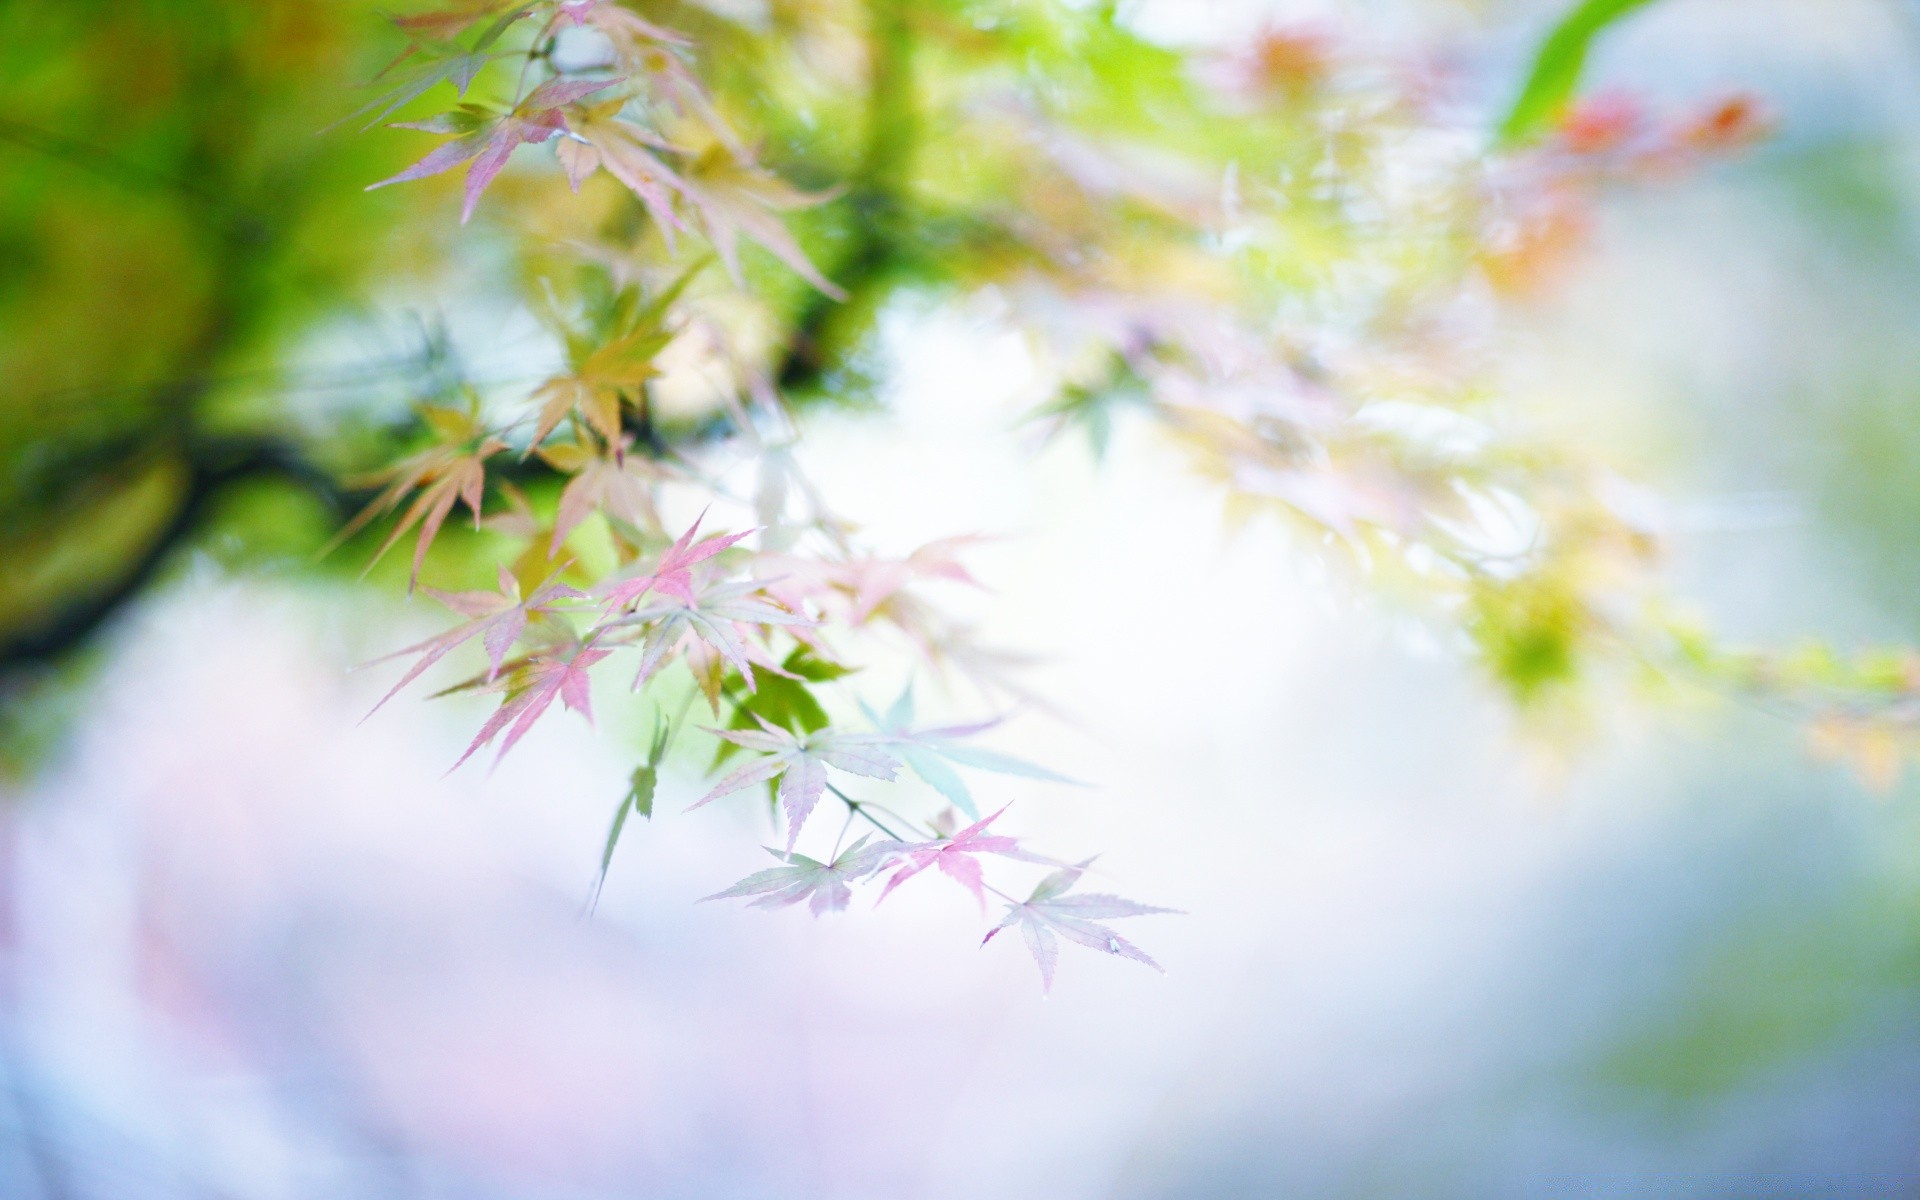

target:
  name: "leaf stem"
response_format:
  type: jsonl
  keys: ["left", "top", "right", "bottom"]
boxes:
{"left": 982, "top": 881, "right": 1019, "bottom": 905}
{"left": 824, "top": 781, "right": 907, "bottom": 841}
{"left": 830, "top": 805, "right": 856, "bottom": 860}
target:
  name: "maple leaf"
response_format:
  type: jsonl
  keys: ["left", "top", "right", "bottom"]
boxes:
{"left": 527, "top": 374, "right": 625, "bottom": 452}
{"left": 711, "top": 647, "right": 849, "bottom": 756}
{"left": 391, "top": 2, "right": 532, "bottom": 45}
{"left": 915, "top": 621, "right": 1059, "bottom": 713}
{"left": 832, "top": 537, "right": 987, "bottom": 623}
{"left": 555, "top": 1, "right": 688, "bottom": 52}
{"left": 479, "top": 479, "right": 542, "bottom": 540}
{"left": 592, "top": 713, "right": 674, "bottom": 906}
{"left": 367, "top": 75, "right": 623, "bottom": 222}
{"left": 701, "top": 836, "right": 906, "bottom": 916}
{"left": 539, "top": 438, "right": 669, "bottom": 555}
{"left": 679, "top": 146, "right": 846, "bottom": 298}
{"left": 679, "top": 633, "right": 816, "bottom": 717}
{"left": 526, "top": 266, "right": 701, "bottom": 449}
{"left": 760, "top": 539, "right": 986, "bottom": 631}
{"left": 603, "top": 512, "right": 754, "bottom": 608}
{"left": 365, "top": 564, "right": 585, "bottom": 716}
{"left": 478, "top": 480, "right": 586, "bottom": 584}
{"left": 982, "top": 862, "right": 1179, "bottom": 993}
{"left": 453, "top": 641, "right": 610, "bottom": 770}
{"left": 1027, "top": 370, "right": 1154, "bottom": 459}
{"left": 556, "top": 4, "right": 748, "bottom": 164}
{"left": 328, "top": 403, "right": 506, "bottom": 586}
{"left": 859, "top": 684, "right": 1077, "bottom": 819}
{"left": 688, "top": 717, "right": 899, "bottom": 850}
{"left": 877, "top": 805, "right": 1052, "bottom": 911}
{"left": 327, "top": 4, "right": 529, "bottom": 133}
{"left": 561, "top": 104, "right": 692, "bottom": 235}
{"left": 611, "top": 576, "right": 813, "bottom": 697}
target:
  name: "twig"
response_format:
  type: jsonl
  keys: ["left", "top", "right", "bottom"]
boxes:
{"left": 824, "top": 781, "right": 911, "bottom": 841}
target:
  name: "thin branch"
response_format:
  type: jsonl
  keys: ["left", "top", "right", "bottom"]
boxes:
{"left": 824, "top": 781, "right": 909, "bottom": 841}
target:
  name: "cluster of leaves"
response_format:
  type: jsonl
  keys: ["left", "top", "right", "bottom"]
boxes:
{"left": 362, "top": 489, "right": 1156, "bottom": 988}
{"left": 321, "top": 0, "right": 1915, "bottom": 989}
{"left": 331, "top": 0, "right": 1177, "bottom": 990}
{"left": 1656, "top": 618, "right": 1920, "bottom": 793}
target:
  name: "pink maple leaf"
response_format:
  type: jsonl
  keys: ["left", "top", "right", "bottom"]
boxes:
{"left": 838, "top": 536, "right": 987, "bottom": 623}
{"left": 877, "top": 805, "right": 1047, "bottom": 912}
{"left": 452, "top": 643, "right": 610, "bottom": 770}
{"left": 364, "top": 565, "right": 585, "bottom": 717}
{"left": 367, "top": 75, "right": 622, "bottom": 222}
{"left": 602, "top": 512, "right": 754, "bottom": 609}
{"left": 605, "top": 577, "right": 812, "bottom": 703}
{"left": 554, "top": 0, "right": 687, "bottom": 47}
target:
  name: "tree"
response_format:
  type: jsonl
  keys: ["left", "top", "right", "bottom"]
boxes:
{"left": 0, "top": 0, "right": 1907, "bottom": 987}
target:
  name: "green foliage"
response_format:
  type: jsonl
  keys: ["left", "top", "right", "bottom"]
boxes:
{"left": 1498, "top": 0, "right": 1665, "bottom": 146}
{"left": 1029, "top": 363, "right": 1151, "bottom": 459}
{"left": 594, "top": 712, "right": 671, "bottom": 902}
{"left": 712, "top": 647, "right": 853, "bottom": 768}
{"left": 1467, "top": 574, "right": 1588, "bottom": 704}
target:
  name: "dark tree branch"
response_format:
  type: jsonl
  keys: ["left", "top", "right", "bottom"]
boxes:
{"left": 0, "top": 438, "right": 350, "bottom": 673}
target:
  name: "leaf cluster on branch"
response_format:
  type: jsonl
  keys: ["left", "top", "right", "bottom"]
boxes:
{"left": 6, "top": 0, "right": 1914, "bottom": 986}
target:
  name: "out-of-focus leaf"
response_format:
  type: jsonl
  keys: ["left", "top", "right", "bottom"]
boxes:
{"left": 326, "top": 400, "right": 506, "bottom": 586}
{"left": 858, "top": 684, "right": 1079, "bottom": 819}
{"left": 1497, "top": 0, "right": 1664, "bottom": 147}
